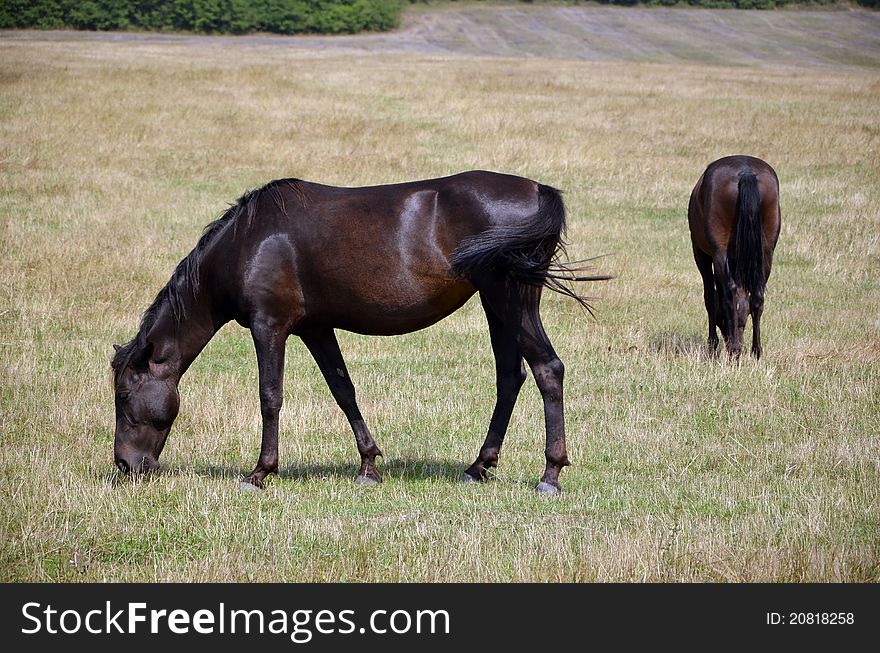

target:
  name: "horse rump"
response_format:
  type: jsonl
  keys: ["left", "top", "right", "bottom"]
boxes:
{"left": 449, "top": 184, "right": 609, "bottom": 313}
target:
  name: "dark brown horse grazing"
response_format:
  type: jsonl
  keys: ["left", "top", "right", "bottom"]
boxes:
{"left": 688, "top": 156, "right": 781, "bottom": 358}
{"left": 111, "top": 171, "right": 607, "bottom": 495}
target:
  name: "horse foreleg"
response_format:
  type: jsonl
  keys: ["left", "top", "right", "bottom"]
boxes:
{"left": 242, "top": 322, "right": 287, "bottom": 490}
{"left": 463, "top": 295, "right": 527, "bottom": 483}
{"left": 301, "top": 329, "right": 383, "bottom": 485}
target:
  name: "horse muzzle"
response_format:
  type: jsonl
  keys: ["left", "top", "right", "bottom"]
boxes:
{"left": 115, "top": 451, "right": 160, "bottom": 475}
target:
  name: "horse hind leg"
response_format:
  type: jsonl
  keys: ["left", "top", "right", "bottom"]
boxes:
{"left": 481, "top": 283, "right": 570, "bottom": 495}
{"left": 463, "top": 294, "right": 527, "bottom": 483}
{"left": 301, "top": 329, "right": 383, "bottom": 485}
{"left": 751, "top": 246, "right": 773, "bottom": 360}
{"left": 750, "top": 291, "right": 765, "bottom": 359}
{"left": 693, "top": 245, "right": 719, "bottom": 351}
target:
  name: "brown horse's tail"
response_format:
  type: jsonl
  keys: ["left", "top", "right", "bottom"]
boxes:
{"left": 733, "top": 173, "right": 765, "bottom": 298}
{"left": 450, "top": 184, "right": 610, "bottom": 313}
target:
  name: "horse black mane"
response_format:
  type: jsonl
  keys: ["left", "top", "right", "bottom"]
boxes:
{"left": 111, "top": 179, "right": 301, "bottom": 381}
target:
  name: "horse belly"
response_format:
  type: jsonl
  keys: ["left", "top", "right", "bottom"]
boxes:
{"left": 302, "top": 273, "right": 476, "bottom": 336}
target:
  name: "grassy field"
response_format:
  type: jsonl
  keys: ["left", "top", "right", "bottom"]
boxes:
{"left": 1, "top": 8, "right": 878, "bottom": 581}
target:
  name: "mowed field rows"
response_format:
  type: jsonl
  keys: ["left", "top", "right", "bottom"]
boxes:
{"left": 1, "top": 8, "right": 878, "bottom": 581}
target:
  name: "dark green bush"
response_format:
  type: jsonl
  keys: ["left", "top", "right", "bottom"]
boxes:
{"left": 0, "top": 0, "right": 403, "bottom": 34}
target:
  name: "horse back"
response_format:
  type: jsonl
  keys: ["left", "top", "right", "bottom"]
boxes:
{"left": 219, "top": 171, "right": 543, "bottom": 335}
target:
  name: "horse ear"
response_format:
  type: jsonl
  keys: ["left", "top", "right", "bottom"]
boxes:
{"left": 111, "top": 344, "right": 124, "bottom": 369}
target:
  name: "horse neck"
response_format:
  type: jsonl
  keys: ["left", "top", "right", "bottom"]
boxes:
{"left": 146, "top": 288, "right": 224, "bottom": 381}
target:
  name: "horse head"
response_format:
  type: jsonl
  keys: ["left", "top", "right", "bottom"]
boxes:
{"left": 722, "top": 286, "right": 750, "bottom": 358}
{"left": 111, "top": 340, "right": 179, "bottom": 474}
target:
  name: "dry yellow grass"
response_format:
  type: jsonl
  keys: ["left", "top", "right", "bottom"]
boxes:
{"left": 1, "top": 20, "right": 878, "bottom": 581}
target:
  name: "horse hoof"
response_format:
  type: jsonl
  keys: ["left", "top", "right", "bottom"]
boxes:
{"left": 239, "top": 481, "right": 262, "bottom": 492}
{"left": 461, "top": 472, "right": 480, "bottom": 484}
{"left": 354, "top": 475, "right": 380, "bottom": 487}
{"left": 535, "top": 481, "right": 560, "bottom": 496}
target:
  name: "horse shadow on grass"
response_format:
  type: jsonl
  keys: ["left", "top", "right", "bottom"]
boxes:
{"left": 186, "top": 456, "right": 466, "bottom": 485}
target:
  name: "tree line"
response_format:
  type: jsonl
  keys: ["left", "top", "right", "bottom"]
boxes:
{"left": 0, "top": 0, "right": 403, "bottom": 34}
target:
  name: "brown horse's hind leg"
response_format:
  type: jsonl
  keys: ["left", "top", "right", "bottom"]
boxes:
{"left": 301, "top": 329, "right": 383, "bottom": 485}
{"left": 693, "top": 245, "right": 719, "bottom": 351}
{"left": 520, "top": 322, "right": 569, "bottom": 495}
{"left": 751, "top": 248, "right": 773, "bottom": 359}
{"left": 242, "top": 322, "right": 287, "bottom": 490}
{"left": 463, "top": 295, "right": 527, "bottom": 483}
{"left": 750, "top": 292, "right": 764, "bottom": 359}
{"left": 481, "top": 284, "right": 570, "bottom": 495}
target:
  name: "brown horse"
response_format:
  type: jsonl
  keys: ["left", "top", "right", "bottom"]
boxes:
{"left": 688, "top": 156, "right": 781, "bottom": 358}
{"left": 111, "top": 171, "right": 607, "bottom": 495}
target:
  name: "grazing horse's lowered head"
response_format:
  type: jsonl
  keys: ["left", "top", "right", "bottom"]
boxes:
{"left": 110, "top": 171, "right": 609, "bottom": 493}
{"left": 725, "top": 287, "right": 751, "bottom": 356}
{"left": 111, "top": 339, "right": 179, "bottom": 474}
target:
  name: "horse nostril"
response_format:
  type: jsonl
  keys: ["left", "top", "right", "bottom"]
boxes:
{"left": 116, "top": 458, "right": 130, "bottom": 473}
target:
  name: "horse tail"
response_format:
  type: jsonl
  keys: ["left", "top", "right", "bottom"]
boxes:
{"left": 732, "top": 172, "right": 765, "bottom": 297}
{"left": 450, "top": 184, "right": 610, "bottom": 314}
